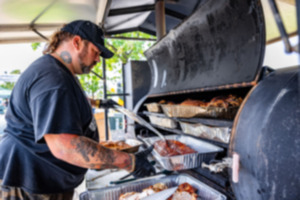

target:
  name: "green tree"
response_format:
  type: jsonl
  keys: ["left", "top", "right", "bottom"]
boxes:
{"left": 31, "top": 42, "right": 41, "bottom": 51}
{"left": 78, "top": 62, "right": 104, "bottom": 99}
{"left": 0, "top": 69, "right": 21, "bottom": 90}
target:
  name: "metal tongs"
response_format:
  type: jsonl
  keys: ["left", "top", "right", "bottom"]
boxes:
{"left": 113, "top": 105, "right": 167, "bottom": 142}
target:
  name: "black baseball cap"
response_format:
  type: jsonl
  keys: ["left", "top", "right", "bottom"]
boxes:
{"left": 61, "top": 20, "right": 114, "bottom": 58}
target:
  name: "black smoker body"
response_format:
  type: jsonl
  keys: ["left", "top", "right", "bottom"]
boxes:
{"left": 130, "top": 0, "right": 300, "bottom": 199}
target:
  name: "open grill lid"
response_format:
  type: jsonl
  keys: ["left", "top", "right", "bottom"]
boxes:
{"left": 144, "top": 0, "right": 265, "bottom": 96}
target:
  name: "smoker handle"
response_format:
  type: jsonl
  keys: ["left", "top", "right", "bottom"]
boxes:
{"left": 258, "top": 66, "right": 275, "bottom": 81}
{"left": 232, "top": 153, "right": 240, "bottom": 183}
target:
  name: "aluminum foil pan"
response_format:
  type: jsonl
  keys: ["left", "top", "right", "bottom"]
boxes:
{"left": 142, "top": 135, "right": 223, "bottom": 171}
{"left": 179, "top": 121, "right": 231, "bottom": 143}
{"left": 80, "top": 173, "right": 227, "bottom": 200}
{"left": 148, "top": 115, "right": 177, "bottom": 129}
{"left": 161, "top": 104, "right": 238, "bottom": 120}
{"left": 145, "top": 103, "right": 162, "bottom": 113}
{"left": 122, "top": 139, "right": 143, "bottom": 153}
{"left": 100, "top": 139, "right": 142, "bottom": 153}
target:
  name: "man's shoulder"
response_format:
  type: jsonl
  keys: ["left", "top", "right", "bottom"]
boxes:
{"left": 26, "top": 54, "right": 58, "bottom": 74}
{"left": 17, "top": 55, "right": 71, "bottom": 92}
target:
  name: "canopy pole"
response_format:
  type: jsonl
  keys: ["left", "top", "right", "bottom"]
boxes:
{"left": 29, "top": 0, "right": 57, "bottom": 41}
{"left": 102, "top": 57, "right": 110, "bottom": 141}
{"left": 155, "top": 0, "right": 166, "bottom": 41}
{"left": 268, "top": 0, "right": 297, "bottom": 53}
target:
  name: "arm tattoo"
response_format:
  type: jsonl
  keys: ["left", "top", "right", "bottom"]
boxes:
{"left": 59, "top": 51, "right": 72, "bottom": 64}
{"left": 70, "top": 136, "right": 122, "bottom": 169}
{"left": 70, "top": 137, "right": 97, "bottom": 162}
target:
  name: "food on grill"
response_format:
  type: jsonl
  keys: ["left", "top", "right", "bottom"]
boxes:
{"left": 119, "top": 183, "right": 168, "bottom": 200}
{"left": 159, "top": 99, "right": 166, "bottom": 104}
{"left": 225, "top": 94, "right": 243, "bottom": 107}
{"left": 119, "top": 182, "right": 198, "bottom": 200}
{"left": 180, "top": 99, "right": 207, "bottom": 107}
{"left": 207, "top": 96, "right": 228, "bottom": 108}
{"left": 179, "top": 95, "right": 243, "bottom": 109}
{"left": 159, "top": 99, "right": 175, "bottom": 105}
{"left": 207, "top": 95, "right": 243, "bottom": 108}
{"left": 154, "top": 140, "right": 196, "bottom": 157}
{"left": 100, "top": 141, "right": 132, "bottom": 151}
{"left": 167, "top": 182, "right": 198, "bottom": 200}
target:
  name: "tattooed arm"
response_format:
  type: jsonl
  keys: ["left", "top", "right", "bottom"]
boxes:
{"left": 44, "top": 133, "right": 134, "bottom": 171}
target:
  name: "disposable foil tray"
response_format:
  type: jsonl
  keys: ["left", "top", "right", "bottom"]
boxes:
{"left": 148, "top": 115, "right": 177, "bottom": 129}
{"left": 142, "top": 135, "right": 223, "bottom": 171}
{"left": 161, "top": 104, "right": 238, "bottom": 120}
{"left": 179, "top": 121, "right": 231, "bottom": 143}
{"left": 145, "top": 103, "right": 162, "bottom": 113}
{"left": 122, "top": 139, "right": 143, "bottom": 153}
{"left": 80, "top": 173, "right": 227, "bottom": 200}
{"left": 100, "top": 139, "right": 142, "bottom": 153}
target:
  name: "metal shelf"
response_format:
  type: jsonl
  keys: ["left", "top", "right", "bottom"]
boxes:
{"left": 149, "top": 123, "right": 229, "bottom": 149}
{"left": 143, "top": 111, "right": 233, "bottom": 127}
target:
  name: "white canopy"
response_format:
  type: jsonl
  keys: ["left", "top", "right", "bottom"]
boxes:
{"left": 0, "top": 0, "right": 297, "bottom": 44}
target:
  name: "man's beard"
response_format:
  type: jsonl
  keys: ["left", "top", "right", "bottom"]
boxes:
{"left": 80, "top": 62, "right": 96, "bottom": 74}
{"left": 79, "top": 47, "right": 96, "bottom": 74}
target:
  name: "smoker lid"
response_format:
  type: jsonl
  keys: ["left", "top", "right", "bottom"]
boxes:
{"left": 144, "top": 0, "right": 265, "bottom": 96}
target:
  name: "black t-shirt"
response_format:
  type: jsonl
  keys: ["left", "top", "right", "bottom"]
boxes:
{"left": 0, "top": 54, "right": 99, "bottom": 194}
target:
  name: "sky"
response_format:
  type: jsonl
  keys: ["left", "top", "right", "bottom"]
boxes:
{"left": 0, "top": 43, "right": 44, "bottom": 74}
{"left": 263, "top": 36, "right": 299, "bottom": 69}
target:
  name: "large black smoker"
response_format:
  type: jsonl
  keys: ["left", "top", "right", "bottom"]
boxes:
{"left": 126, "top": 0, "right": 300, "bottom": 199}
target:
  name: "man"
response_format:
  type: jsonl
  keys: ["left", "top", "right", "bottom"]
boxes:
{"left": 0, "top": 20, "right": 155, "bottom": 200}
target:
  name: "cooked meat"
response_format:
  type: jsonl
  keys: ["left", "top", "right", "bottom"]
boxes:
{"left": 177, "top": 182, "right": 197, "bottom": 194}
{"left": 159, "top": 99, "right": 175, "bottom": 105}
{"left": 119, "top": 182, "right": 198, "bottom": 200}
{"left": 154, "top": 140, "right": 196, "bottom": 157}
{"left": 225, "top": 94, "right": 243, "bottom": 107}
{"left": 168, "top": 191, "right": 197, "bottom": 200}
{"left": 167, "top": 182, "right": 198, "bottom": 200}
{"left": 118, "top": 183, "right": 167, "bottom": 200}
{"left": 179, "top": 95, "right": 243, "bottom": 109}
{"left": 207, "top": 96, "right": 229, "bottom": 108}
{"left": 149, "top": 182, "right": 168, "bottom": 192}
{"left": 207, "top": 95, "right": 243, "bottom": 108}
{"left": 158, "top": 99, "right": 167, "bottom": 104}
{"left": 180, "top": 99, "right": 207, "bottom": 107}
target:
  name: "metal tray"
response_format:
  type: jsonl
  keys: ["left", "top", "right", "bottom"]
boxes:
{"left": 148, "top": 115, "right": 177, "bottom": 129}
{"left": 80, "top": 173, "right": 227, "bottom": 200}
{"left": 142, "top": 135, "right": 223, "bottom": 171}
{"left": 161, "top": 104, "right": 238, "bottom": 120}
{"left": 179, "top": 121, "right": 231, "bottom": 144}
{"left": 100, "top": 139, "right": 142, "bottom": 153}
{"left": 145, "top": 103, "right": 162, "bottom": 113}
{"left": 122, "top": 139, "right": 143, "bottom": 153}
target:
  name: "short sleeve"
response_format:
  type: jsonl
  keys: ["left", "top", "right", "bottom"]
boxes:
{"left": 30, "top": 89, "right": 83, "bottom": 143}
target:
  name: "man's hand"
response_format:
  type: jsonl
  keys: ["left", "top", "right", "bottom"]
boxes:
{"left": 130, "top": 146, "right": 155, "bottom": 178}
{"left": 96, "top": 99, "right": 119, "bottom": 109}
